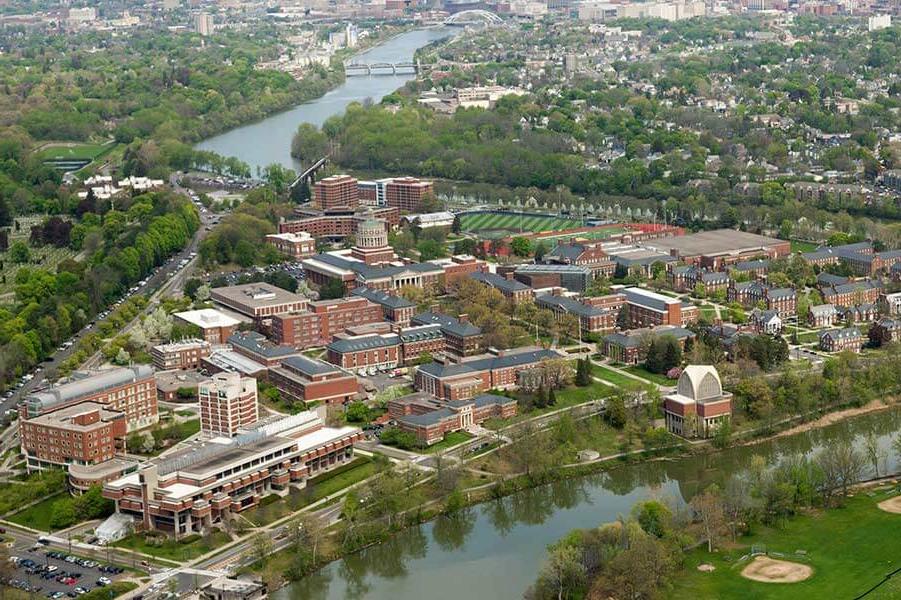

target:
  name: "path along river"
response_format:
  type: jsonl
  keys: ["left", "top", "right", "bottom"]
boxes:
{"left": 280, "top": 408, "right": 901, "bottom": 600}
{"left": 195, "top": 28, "right": 453, "bottom": 174}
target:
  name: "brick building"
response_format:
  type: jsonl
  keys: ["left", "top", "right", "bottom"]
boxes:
{"left": 622, "top": 287, "right": 699, "bottom": 327}
{"left": 198, "top": 373, "right": 259, "bottom": 438}
{"left": 227, "top": 331, "right": 300, "bottom": 368}
{"left": 512, "top": 264, "right": 593, "bottom": 293}
{"left": 103, "top": 412, "right": 362, "bottom": 537}
{"left": 384, "top": 177, "right": 434, "bottom": 212}
{"left": 20, "top": 402, "right": 127, "bottom": 472}
{"left": 727, "top": 282, "right": 797, "bottom": 317}
{"left": 265, "top": 232, "right": 316, "bottom": 260}
{"left": 668, "top": 266, "right": 731, "bottom": 295}
{"left": 351, "top": 286, "right": 416, "bottom": 324}
{"left": 820, "top": 280, "right": 882, "bottom": 308}
{"left": 314, "top": 174, "right": 359, "bottom": 210}
{"left": 23, "top": 366, "right": 157, "bottom": 432}
{"left": 641, "top": 229, "right": 790, "bottom": 270}
{"left": 210, "top": 283, "right": 308, "bottom": 321}
{"left": 151, "top": 339, "right": 211, "bottom": 371}
{"left": 819, "top": 327, "right": 863, "bottom": 353}
{"left": 808, "top": 304, "right": 839, "bottom": 328}
{"left": 543, "top": 242, "right": 617, "bottom": 278}
{"left": 389, "top": 392, "right": 517, "bottom": 445}
{"left": 870, "top": 317, "right": 901, "bottom": 346}
{"left": 271, "top": 296, "right": 384, "bottom": 349}
{"left": 410, "top": 311, "right": 483, "bottom": 355}
{"left": 535, "top": 293, "right": 616, "bottom": 335}
{"left": 663, "top": 366, "right": 732, "bottom": 438}
{"left": 278, "top": 206, "right": 400, "bottom": 241}
{"left": 879, "top": 292, "right": 901, "bottom": 316}
{"left": 414, "top": 348, "right": 561, "bottom": 401}
{"left": 470, "top": 271, "right": 533, "bottom": 303}
{"left": 268, "top": 355, "right": 359, "bottom": 405}
{"left": 602, "top": 325, "right": 695, "bottom": 365}
{"left": 173, "top": 309, "right": 240, "bottom": 345}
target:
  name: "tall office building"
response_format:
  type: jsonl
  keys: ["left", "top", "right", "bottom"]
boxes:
{"left": 194, "top": 12, "right": 214, "bottom": 36}
{"left": 314, "top": 175, "right": 360, "bottom": 210}
{"left": 198, "top": 373, "right": 259, "bottom": 438}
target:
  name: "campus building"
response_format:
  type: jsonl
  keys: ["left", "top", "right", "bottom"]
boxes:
{"left": 663, "top": 366, "right": 732, "bottom": 438}
{"left": 210, "top": 283, "right": 308, "bottom": 321}
{"left": 642, "top": 229, "right": 790, "bottom": 270}
{"left": 820, "top": 279, "right": 881, "bottom": 308}
{"left": 267, "top": 355, "right": 359, "bottom": 406}
{"left": 314, "top": 174, "right": 360, "bottom": 210}
{"left": 819, "top": 327, "right": 863, "bottom": 353}
{"left": 470, "top": 271, "right": 534, "bottom": 303}
{"left": 198, "top": 373, "right": 259, "bottom": 438}
{"left": 102, "top": 412, "right": 362, "bottom": 537}
{"left": 727, "top": 282, "right": 796, "bottom": 317}
{"left": 535, "top": 293, "right": 617, "bottom": 335}
{"left": 414, "top": 347, "right": 562, "bottom": 401}
{"left": 20, "top": 402, "right": 127, "bottom": 473}
{"left": 389, "top": 392, "right": 517, "bottom": 445}
{"left": 410, "top": 311, "right": 483, "bottom": 356}
{"left": 602, "top": 325, "right": 695, "bottom": 364}
{"left": 870, "top": 318, "right": 901, "bottom": 346}
{"left": 622, "top": 287, "right": 699, "bottom": 327}
{"left": 151, "top": 339, "right": 211, "bottom": 371}
{"left": 351, "top": 286, "right": 416, "bottom": 324}
{"left": 270, "top": 296, "right": 384, "bottom": 349}
{"left": 278, "top": 206, "right": 400, "bottom": 241}
{"left": 265, "top": 232, "right": 316, "bottom": 260}
{"left": 22, "top": 366, "right": 158, "bottom": 432}
{"left": 808, "top": 304, "right": 839, "bottom": 328}
{"left": 227, "top": 331, "right": 300, "bottom": 368}
{"left": 542, "top": 242, "right": 617, "bottom": 278}
{"left": 512, "top": 264, "right": 593, "bottom": 293}
{"left": 384, "top": 177, "right": 434, "bottom": 213}
{"left": 173, "top": 309, "right": 240, "bottom": 345}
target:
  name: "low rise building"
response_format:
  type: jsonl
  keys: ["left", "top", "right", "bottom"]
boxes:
{"left": 199, "top": 373, "right": 259, "bottom": 438}
{"left": 410, "top": 311, "right": 483, "bottom": 356}
{"left": 602, "top": 325, "right": 695, "bottom": 364}
{"left": 155, "top": 370, "right": 207, "bottom": 402}
{"left": 727, "top": 282, "right": 797, "bottom": 317}
{"left": 268, "top": 355, "right": 359, "bottom": 406}
{"left": 622, "top": 287, "right": 699, "bottom": 327}
{"left": 808, "top": 304, "right": 839, "bottom": 328}
{"left": 542, "top": 242, "right": 616, "bottom": 278}
{"left": 22, "top": 366, "right": 157, "bottom": 432}
{"left": 173, "top": 309, "right": 241, "bottom": 345}
{"left": 820, "top": 279, "right": 881, "bottom": 307}
{"left": 102, "top": 412, "right": 362, "bottom": 537}
{"left": 271, "top": 296, "right": 384, "bottom": 349}
{"left": 512, "top": 264, "right": 593, "bottom": 293}
{"left": 749, "top": 309, "right": 783, "bottom": 335}
{"left": 414, "top": 347, "right": 562, "bottom": 401}
{"left": 151, "top": 339, "right": 211, "bottom": 371}
{"left": 227, "top": 331, "right": 300, "bottom": 368}
{"left": 878, "top": 291, "right": 901, "bottom": 316}
{"left": 839, "top": 303, "right": 879, "bottom": 324}
{"left": 389, "top": 392, "right": 517, "bottom": 445}
{"left": 535, "top": 293, "right": 616, "bottom": 335}
{"left": 819, "top": 327, "right": 863, "bottom": 353}
{"left": 870, "top": 318, "right": 901, "bottom": 346}
{"left": 350, "top": 286, "right": 416, "bottom": 324}
{"left": 663, "top": 366, "right": 732, "bottom": 438}
{"left": 265, "top": 232, "right": 316, "bottom": 260}
{"left": 470, "top": 271, "right": 534, "bottom": 303}
{"left": 210, "top": 283, "right": 308, "bottom": 321}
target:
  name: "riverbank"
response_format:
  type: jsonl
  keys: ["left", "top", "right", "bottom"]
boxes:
{"left": 764, "top": 398, "right": 896, "bottom": 441}
{"left": 250, "top": 402, "right": 901, "bottom": 596}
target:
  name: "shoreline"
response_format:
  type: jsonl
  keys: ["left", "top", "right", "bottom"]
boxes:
{"left": 256, "top": 400, "right": 901, "bottom": 590}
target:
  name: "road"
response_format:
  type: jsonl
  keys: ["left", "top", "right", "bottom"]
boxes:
{"left": 0, "top": 177, "right": 219, "bottom": 418}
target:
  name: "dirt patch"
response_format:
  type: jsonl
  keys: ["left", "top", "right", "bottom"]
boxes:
{"left": 877, "top": 495, "right": 901, "bottom": 514}
{"left": 757, "top": 400, "right": 892, "bottom": 443}
{"left": 697, "top": 563, "right": 716, "bottom": 572}
{"left": 741, "top": 555, "right": 813, "bottom": 583}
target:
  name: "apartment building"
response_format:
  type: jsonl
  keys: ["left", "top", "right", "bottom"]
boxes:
{"left": 819, "top": 327, "right": 863, "bottom": 353}
{"left": 385, "top": 177, "right": 434, "bottom": 213}
{"left": 196, "top": 374, "right": 258, "bottom": 438}
{"left": 535, "top": 293, "right": 617, "bottom": 334}
{"left": 314, "top": 175, "right": 359, "bottom": 210}
{"left": 23, "top": 366, "right": 158, "bottom": 432}
{"left": 410, "top": 311, "right": 483, "bottom": 356}
{"left": 470, "top": 271, "right": 534, "bottom": 303}
{"left": 820, "top": 279, "right": 881, "bottom": 307}
{"left": 870, "top": 318, "right": 901, "bottom": 346}
{"left": 151, "top": 339, "right": 211, "bottom": 371}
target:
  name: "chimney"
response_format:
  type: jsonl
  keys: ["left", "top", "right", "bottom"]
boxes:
{"left": 504, "top": 272, "right": 514, "bottom": 280}
{"left": 430, "top": 303, "right": 440, "bottom": 313}
{"left": 458, "top": 313, "right": 469, "bottom": 324}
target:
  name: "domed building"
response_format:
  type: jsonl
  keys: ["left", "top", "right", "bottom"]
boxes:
{"left": 350, "top": 211, "right": 396, "bottom": 265}
{"left": 663, "top": 365, "right": 732, "bottom": 438}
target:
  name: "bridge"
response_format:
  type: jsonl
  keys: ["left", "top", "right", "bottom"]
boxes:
{"left": 289, "top": 156, "right": 328, "bottom": 190}
{"left": 444, "top": 9, "right": 507, "bottom": 27}
{"left": 344, "top": 60, "right": 419, "bottom": 77}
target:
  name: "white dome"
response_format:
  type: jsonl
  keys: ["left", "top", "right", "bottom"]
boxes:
{"left": 676, "top": 365, "right": 722, "bottom": 402}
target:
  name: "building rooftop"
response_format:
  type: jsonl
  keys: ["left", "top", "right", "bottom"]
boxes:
{"left": 605, "top": 325, "right": 695, "bottom": 348}
{"left": 471, "top": 271, "right": 531, "bottom": 293}
{"left": 328, "top": 333, "right": 400, "bottom": 353}
{"left": 211, "top": 283, "right": 306, "bottom": 310}
{"left": 26, "top": 401, "right": 124, "bottom": 430}
{"left": 535, "top": 294, "right": 609, "bottom": 318}
{"left": 280, "top": 355, "right": 340, "bottom": 378}
{"left": 26, "top": 365, "right": 154, "bottom": 417}
{"left": 228, "top": 331, "right": 297, "bottom": 359}
{"left": 622, "top": 286, "right": 681, "bottom": 311}
{"left": 417, "top": 348, "right": 560, "bottom": 379}
{"left": 203, "top": 350, "right": 267, "bottom": 376}
{"left": 351, "top": 286, "right": 416, "bottom": 309}
{"left": 173, "top": 308, "right": 240, "bottom": 329}
{"left": 643, "top": 229, "right": 785, "bottom": 258}
{"left": 411, "top": 311, "right": 482, "bottom": 337}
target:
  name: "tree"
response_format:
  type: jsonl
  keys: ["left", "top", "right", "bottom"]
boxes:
{"left": 863, "top": 431, "right": 886, "bottom": 478}
{"left": 632, "top": 500, "right": 671, "bottom": 538}
{"left": 815, "top": 440, "right": 865, "bottom": 506}
{"left": 511, "top": 236, "right": 533, "bottom": 257}
{"left": 575, "top": 357, "right": 591, "bottom": 386}
{"left": 605, "top": 392, "right": 629, "bottom": 429}
{"left": 8, "top": 240, "right": 29, "bottom": 263}
{"left": 690, "top": 484, "right": 728, "bottom": 552}
{"left": 534, "top": 544, "right": 586, "bottom": 600}
{"left": 344, "top": 401, "right": 370, "bottom": 423}
{"left": 319, "top": 278, "right": 346, "bottom": 300}
{"left": 250, "top": 532, "right": 273, "bottom": 565}
{"left": 291, "top": 122, "right": 329, "bottom": 162}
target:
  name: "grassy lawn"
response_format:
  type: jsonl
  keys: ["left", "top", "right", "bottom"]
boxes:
{"left": 592, "top": 364, "right": 643, "bottom": 388}
{"left": 790, "top": 239, "right": 819, "bottom": 253}
{"left": 486, "top": 381, "right": 616, "bottom": 429}
{"left": 700, "top": 306, "right": 717, "bottom": 320}
{"left": 668, "top": 488, "right": 901, "bottom": 600}
{"left": 421, "top": 430, "right": 473, "bottom": 454}
{"left": 623, "top": 365, "right": 674, "bottom": 386}
{"left": 7, "top": 493, "right": 69, "bottom": 531}
{"left": 796, "top": 331, "right": 822, "bottom": 344}
{"left": 114, "top": 530, "right": 231, "bottom": 561}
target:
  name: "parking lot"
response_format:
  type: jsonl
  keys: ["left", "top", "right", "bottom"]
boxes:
{"left": 5, "top": 545, "right": 127, "bottom": 598}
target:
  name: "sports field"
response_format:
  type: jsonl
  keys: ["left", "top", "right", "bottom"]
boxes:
{"left": 459, "top": 212, "right": 580, "bottom": 234}
{"left": 668, "top": 487, "right": 901, "bottom": 599}
{"left": 34, "top": 141, "right": 114, "bottom": 161}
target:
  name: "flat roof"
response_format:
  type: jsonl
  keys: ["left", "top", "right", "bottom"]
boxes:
{"left": 174, "top": 308, "right": 240, "bottom": 329}
{"left": 203, "top": 350, "right": 267, "bottom": 375}
{"left": 643, "top": 229, "right": 784, "bottom": 258}
{"left": 27, "top": 401, "right": 124, "bottom": 429}
{"left": 211, "top": 283, "right": 306, "bottom": 309}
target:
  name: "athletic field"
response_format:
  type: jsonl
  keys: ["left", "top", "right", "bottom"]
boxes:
{"left": 459, "top": 212, "right": 580, "bottom": 234}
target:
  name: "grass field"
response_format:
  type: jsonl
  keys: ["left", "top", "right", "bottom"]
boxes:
{"left": 623, "top": 365, "right": 675, "bottom": 386}
{"left": 421, "top": 430, "right": 474, "bottom": 454}
{"left": 114, "top": 530, "right": 231, "bottom": 561}
{"left": 790, "top": 239, "right": 819, "bottom": 253}
{"left": 592, "top": 364, "right": 642, "bottom": 388}
{"left": 669, "top": 487, "right": 901, "bottom": 600}
{"left": 34, "top": 141, "right": 113, "bottom": 162}
{"left": 7, "top": 493, "right": 68, "bottom": 531}
{"left": 459, "top": 212, "right": 580, "bottom": 234}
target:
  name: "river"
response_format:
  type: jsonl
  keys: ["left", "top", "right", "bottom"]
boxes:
{"left": 279, "top": 408, "right": 901, "bottom": 600}
{"left": 195, "top": 28, "right": 453, "bottom": 174}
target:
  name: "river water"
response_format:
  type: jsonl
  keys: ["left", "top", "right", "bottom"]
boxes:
{"left": 195, "top": 28, "right": 453, "bottom": 174}
{"left": 279, "top": 408, "right": 901, "bottom": 600}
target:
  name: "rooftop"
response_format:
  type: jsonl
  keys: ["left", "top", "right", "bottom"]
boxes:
{"left": 411, "top": 311, "right": 482, "bottom": 337}
{"left": 280, "top": 355, "right": 340, "bottom": 377}
{"left": 211, "top": 283, "right": 306, "bottom": 309}
{"left": 173, "top": 308, "right": 240, "bottom": 329}
{"left": 26, "top": 365, "right": 154, "bottom": 416}
{"left": 643, "top": 229, "right": 785, "bottom": 258}
{"left": 26, "top": 401, "right": 124, "bottom": 430}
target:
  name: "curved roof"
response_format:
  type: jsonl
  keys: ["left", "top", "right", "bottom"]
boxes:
{"left": 676, "top": 365, "right": 722, "bottom": 402}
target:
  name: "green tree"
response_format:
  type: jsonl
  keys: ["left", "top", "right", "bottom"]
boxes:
{"left": 8, "top": 240, "right": 29, "bottom": 263}
{"left": 510, "top": 236, "right": 533, "bottom": 257}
